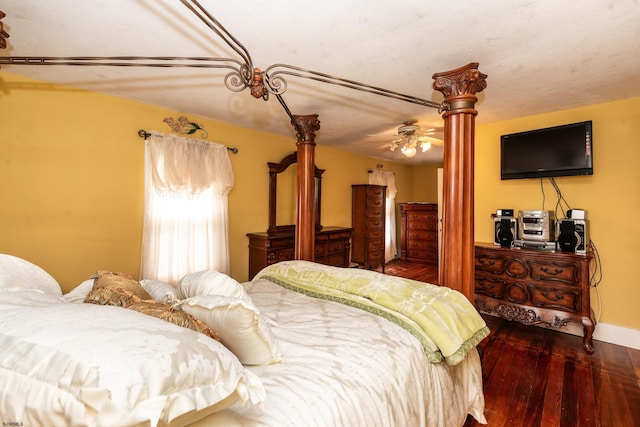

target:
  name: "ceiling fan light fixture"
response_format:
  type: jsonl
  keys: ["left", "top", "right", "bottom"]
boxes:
{"left": 400, "top": 144, "right": 417, "bottom": 158}
{"left": 391, "top": 120, "right": 439, "bottom": 158}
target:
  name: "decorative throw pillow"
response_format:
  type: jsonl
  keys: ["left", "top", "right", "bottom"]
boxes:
{"left": 140, "top": 278, "right": 179, "bottom": 304}
{"left": 177, "top": 269, "right": 250, "bottom": 300}
{"left": 128, "top": 301, "right": 220, "bottom": 342}
{"left": 175, "top": 294, "right": 282, "bottom": 365}
{"left": 84, "top": 271, "right": 153, "bottom": 307}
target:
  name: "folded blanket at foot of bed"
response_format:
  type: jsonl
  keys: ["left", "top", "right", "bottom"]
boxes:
{"left": 255, "top": 260, "right": 489, "bottom": 365}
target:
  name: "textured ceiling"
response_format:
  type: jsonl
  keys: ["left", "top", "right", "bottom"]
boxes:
{"left": 1, "top": 0, "right": 639, "bottom": 165}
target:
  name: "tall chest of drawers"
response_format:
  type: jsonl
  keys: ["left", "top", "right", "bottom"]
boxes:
{"left": 351, "top": 185, "right": 386, "bottom": 271}
{"left": 474, "top": 242, "right": 595, "bottom": 353}
{"left": 399, "top": 203, "right": 438, "bottom": 264}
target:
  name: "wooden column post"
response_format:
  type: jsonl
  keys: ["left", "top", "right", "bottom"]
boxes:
{"left": 292, "top": 114, "right": 320, "bottom": 261}
{"left": 432, "top": 63, "right": 487, "bottom": 301}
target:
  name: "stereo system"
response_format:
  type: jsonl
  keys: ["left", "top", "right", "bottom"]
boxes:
{"left": 493, "top": 208, "right": 589, "bottom": 253}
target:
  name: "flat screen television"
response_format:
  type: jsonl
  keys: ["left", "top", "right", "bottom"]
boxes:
{"left": 500, "top": 120, "right": 593, "bottom": 180}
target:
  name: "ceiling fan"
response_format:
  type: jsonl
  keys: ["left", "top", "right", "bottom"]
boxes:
{"left": 389, "top": 120, "right": 443, "bottom": 158}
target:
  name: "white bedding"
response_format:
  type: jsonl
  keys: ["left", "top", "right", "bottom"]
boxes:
{"left": 0, "top": 254, "right": 486, "bottom": 426}
{"left": 196, "top": 279, "right": 487, "bottom": 427}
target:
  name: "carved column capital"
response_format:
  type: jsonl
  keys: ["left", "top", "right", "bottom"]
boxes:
{"left": 292, "top": 114, "right": 321, "bottom": 144}
{"left": 432, "top": 62, "right": 487, "bottom": 111}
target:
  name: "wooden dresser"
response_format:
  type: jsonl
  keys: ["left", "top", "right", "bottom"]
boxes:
{"left": 351, "top": 184, "right": 386, "bottom": 271}
{"left": 474, "top": 242, "right": 595, "bottom": 353}
{"left": 246, "top": 226, "right": 352, "bottom": 279}
{"left": 399, "top": 203, "right": 438, "bottom": 264}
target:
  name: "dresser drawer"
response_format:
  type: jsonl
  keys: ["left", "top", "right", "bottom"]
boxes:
{"left": 367, "top": 197, "right": 385, "bottom": 209}
{"left": 407, "top": 220, "right": 437, "bottom": 231}
{"left": 367, "top": 229, "right": 384, "bottom": 240}
{"left": 327, "top": 241, "right": 346, "bottom": 254}
{"left": 407, "top": 248, "right": 437, "bottom": 260}
{"left": 366, "top": 250, "right": 384, "bottom": 263}
{"left": 474, "top": 276, "right": 507, "bottom": 299}
{"left": 475, "top": 252, "right": 506, "bottom": 275}
{"left": 366, "top": 218, "right": 384, "bottom": 229}
{"left": 407, "top": 239, "right": 437, "bottom": 250}
{"left": 367, "top": 187, "right": 386, "bottom": 198}
{"left": 366, "top": 207, "right": 385, "bottom": 219}
{"left": 276, "top": 248, "right": 295, "bottom": 262}
{"left": 406, "top": 211, "right": 438, "bottom": 222}
{"left": 529, "top": 284, "right": 581, "bottom": 313}
{"left": 407, "top": 230, "right": 437, "bottom": 241}
{"left": 268, "top": 237, "right": 296, "bottom": 249}
{"left": 527, "top": 260, "right": 581, "bottom": 286}
{"left": 367, "top": 239, "right": 384, "bottom": 251}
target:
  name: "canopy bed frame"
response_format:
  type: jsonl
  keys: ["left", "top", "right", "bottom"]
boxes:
{"left": 0, "top": 6, "right": 487, "bottom": 300}
{"left": 291, "top": 66, "right": 486, "bottom": 301}
{"left": 0, "top": 6, "right": 490, "bottom": 426}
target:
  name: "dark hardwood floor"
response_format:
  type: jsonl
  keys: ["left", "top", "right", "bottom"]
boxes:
{"left": 379, "top": 259, "right": 640, "bottom": 427}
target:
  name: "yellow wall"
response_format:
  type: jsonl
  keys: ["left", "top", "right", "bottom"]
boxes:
{"left": 4, "top": 71, "right": 637, "bottom": 331}
{"left": 0, "top": 71, "right": 415, "bottom": 290}
{"left": 474, "top": 98, "right": 640, "bottom": 330}
{"left": 411, "top": 162, "right": 443, "bottom": 204}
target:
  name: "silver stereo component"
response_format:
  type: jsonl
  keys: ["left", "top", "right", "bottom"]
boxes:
{"left": 512, "top": 239, "right": 557, "bottom": 251}
{"left": 518, "top": 210, "right": 555, "bottom": 241}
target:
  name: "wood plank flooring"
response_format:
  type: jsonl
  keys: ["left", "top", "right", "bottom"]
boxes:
{"left": 379, "top": 259, "right": 640, "bottom": 427}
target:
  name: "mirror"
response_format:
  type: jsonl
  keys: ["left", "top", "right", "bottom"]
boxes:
{"left": 268, "top": 152, "right": 324, "bottom": 234}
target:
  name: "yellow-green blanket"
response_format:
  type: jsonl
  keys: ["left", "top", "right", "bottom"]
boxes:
{"left": 255, "top": 260, "right": 489, "bottom": 365}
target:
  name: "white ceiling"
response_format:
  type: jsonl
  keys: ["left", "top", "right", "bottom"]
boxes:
{"left": 1, "top": 0, "right": 639, "bottom": 165}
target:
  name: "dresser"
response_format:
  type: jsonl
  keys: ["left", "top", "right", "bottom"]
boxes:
{"left": 474, "top": 242, "right": 595, "bottom": 353}
{"left": 399, "top": 203, "right": 438, "bottom": 264}
{"left": 351, "top": 185, "right": 386, "bottom": 271}
{"left": 246, "top": 226, "right": 352, "bottom": 279}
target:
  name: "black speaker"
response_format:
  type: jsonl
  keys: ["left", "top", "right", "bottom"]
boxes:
{"left": 557, "top": 219, "right": 588, "bottom": 254}
{"left": 494, "top": 217, "right": 517, "bottom": 247}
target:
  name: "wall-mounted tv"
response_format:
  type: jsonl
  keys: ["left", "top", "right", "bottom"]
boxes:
{"left": 500, "top": 121, "right": 593, "bottom": 180}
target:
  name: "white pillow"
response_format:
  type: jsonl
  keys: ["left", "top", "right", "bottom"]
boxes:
{"left": 0, "top": 301, "right": 266, "bottom": 426}
{"left": 0, "top": 254, "right": 61, "bottom": 296}
{"left": 178, "top": 270, "right": 250, "bottom": 300}
{"left": 62, "top": 279, "right": 95, "bottom": 303}
{"left": 176, "top": 295, "right": 282, "bottom": 366}
{"left": 140, "top": 279, "right": 179, "bottom": 304}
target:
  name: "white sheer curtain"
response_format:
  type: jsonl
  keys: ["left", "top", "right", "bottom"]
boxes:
{"left": 141, "top": 132, "right": 234, "bottom": 284}
{"left": 369, "top": 170, "right": 397, "bottom": 263}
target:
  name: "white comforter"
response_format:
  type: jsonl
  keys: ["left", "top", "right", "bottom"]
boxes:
{"left": 197, "top": 279, "right": 487, "bottom": 427}
{"left": 0, "top": 252, "right": 486, "bottom": 426}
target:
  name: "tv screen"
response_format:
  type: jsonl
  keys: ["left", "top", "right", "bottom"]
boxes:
{"left": 500, "top": 121, "right": 593, "bottom": 180}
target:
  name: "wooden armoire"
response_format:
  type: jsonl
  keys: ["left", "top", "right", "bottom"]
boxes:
{"left": 351, "top": 184, "right": 386, "bottom": 272}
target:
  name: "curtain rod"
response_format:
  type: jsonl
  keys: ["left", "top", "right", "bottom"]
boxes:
{"left": 137, "top": 129, "right": 238, "bottom": 154}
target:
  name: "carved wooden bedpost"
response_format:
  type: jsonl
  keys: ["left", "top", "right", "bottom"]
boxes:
{"left": 432, "top": 63, "right": 487, "bottom": 302}
{"left": 293, "top": 114, "right": 321, "bottom": 261}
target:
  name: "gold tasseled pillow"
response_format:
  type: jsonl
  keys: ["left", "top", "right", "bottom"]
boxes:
{"left": 128, "top": 301, "right": 220, "bottom": 341}
{"left": 84, "top": 270, "right": 153, "bottom": 307}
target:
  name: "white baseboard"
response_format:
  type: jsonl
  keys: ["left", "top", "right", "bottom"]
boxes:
{"left": 560, "top": 321, "right": 640, "bottom": 350}
{"left": 593, "top": 322, "right": 640, "bottom": 350}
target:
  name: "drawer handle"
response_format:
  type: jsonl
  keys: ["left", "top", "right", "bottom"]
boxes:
{"left": 541, "top": 291, "right": 564, "bottom": 301}
{"left": 540, "top": 267, "right": 563, "bottom": 276}
{"left": 479, "top": 259, "right": 496, "bottom": 267}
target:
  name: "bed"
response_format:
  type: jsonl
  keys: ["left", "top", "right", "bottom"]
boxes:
{"left": 0, "top": 254, "right": 488, "bottom": 426}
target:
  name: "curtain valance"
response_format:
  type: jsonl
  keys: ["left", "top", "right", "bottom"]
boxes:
{"left": 148, "top": 132, "right": 234, "bottom": 196}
